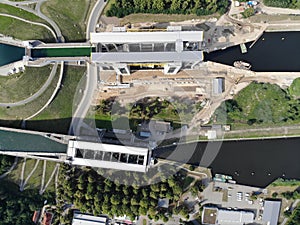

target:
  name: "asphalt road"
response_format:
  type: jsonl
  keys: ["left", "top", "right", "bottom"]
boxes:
{"left": 86, "top": 0, "right": 107, "bottom": 39}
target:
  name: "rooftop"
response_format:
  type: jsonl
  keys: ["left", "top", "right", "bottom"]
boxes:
{"left": 90, "top": 31, "right": 203, "bottom": 44}
{"left": 262, "top": 200, "right": 281, "bottom": 225}
{"left": 72, "top": 213, "right": 108, "bottom": 225}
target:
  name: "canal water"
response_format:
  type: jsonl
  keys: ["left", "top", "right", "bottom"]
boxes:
{"left": 205, "top": 31, "right": 300, "bottom": 72}
{"left": 155, "top": 137, "right": 300, "bottom": 187}
{"left": 0, "top": 129, "right": 67, "bottom": 153}
{"left": 32, "top": 47, "right": 93, "bottom": 58}
{"left": 0, "top": 43, "right": 25, "bottom": 67}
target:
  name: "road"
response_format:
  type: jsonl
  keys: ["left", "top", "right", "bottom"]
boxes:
{"left": 86, "top": 0, "right": 107, "bottom": 39}
{"left": 69, "top": 63, "right": 98, "bottom": 135}
{"left": 0, "top": 63, "right": 58, "bottom": 107}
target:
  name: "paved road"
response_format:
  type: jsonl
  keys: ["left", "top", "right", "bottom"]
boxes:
{"left": 0, "top": 0, "right": 63, "bottom": 42}
{"left": 259, "top": 1, "right": 300, "bottom": 15}
{"left": 86, "top": 0, "right": 107, "bottom": 40}
{"left": 69, "top": 63, "right": 98, "bottom": 135}
{"left": 0, "top": 63, "right": 58, "bottom": 107}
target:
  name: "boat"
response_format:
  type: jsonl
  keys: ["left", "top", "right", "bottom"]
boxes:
{"left": 233, "top": 61, "right": 251, "bottom": 70}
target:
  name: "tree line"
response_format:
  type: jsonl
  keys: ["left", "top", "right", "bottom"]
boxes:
{"left": 264, "top": 0, "right": 300, "bottom": 9}
{"left": 54, "top": 164, "right": 198, "bottom": 224}
{"left": 106, "top": 0, "right": 229, "bottom": 17}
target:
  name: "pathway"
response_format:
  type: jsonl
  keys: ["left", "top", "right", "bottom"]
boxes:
{"left": 0, "top": 63, "right": 58, "bottom": 107}
{"left": 20, "top": 159, "right": 40, "bottom": 191}
{"left": 0, "top": 157, "right": 18, "bottom": 179}
{"left": 39, "top": 163, "right": 59, "bottom": 194}
{"left": 86, "top": 0, "right": 107, "bottom": 39}
{"left": 0, "top": 0, "right": 64, "bottom": 42}
{"left": 25, "top": 61, "right": 64, "bottom": 120}
{"left": 0, "top": 13, "right": 56, "bottom": 39}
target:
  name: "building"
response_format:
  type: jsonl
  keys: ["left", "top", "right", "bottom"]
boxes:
{"left": 67, "top": 140, "right": 150, "bottom": 172}
{"left": 202, "top": 207, "right": 254, "bottom": 225}
{"left": 90, "top": 29, "right": 204, "bottom": 75}
{"left": 72, "top": 212, "right": 109, "bottom": 225}
{"left": 262, "top": 200, "right": 281, "bottom": 225}
{"left": 212, "top": 77, "right": 225, "bottom": 95}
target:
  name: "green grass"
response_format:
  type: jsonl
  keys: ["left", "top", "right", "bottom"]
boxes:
{"left": 214, "top": 82, "right": 300, "bottom": 127}
{"left": 41, "top": 0, "right": 92, "bottom": 41}
{"left": 27, "top": 65, "right": 86, "bottom": 134}
{"left": 183, "top": 176, "right": 195, "bottom": 190}
{"left": 0, "top": 66, "right": 52, "bottom": 103}
{"left": 0, "top": 3, "right": 46, "bottom": 23}
{"left": 0, "top": 65, "right": 60, "bottom": 126}
{"left": 289, "top": 78, "right": 300, "bottom": 98}
{"left": 271, "top": 178, "right": 300, "bottom": 187}
{"left": 0, "top": 16, "right": 55, "bottom": 42}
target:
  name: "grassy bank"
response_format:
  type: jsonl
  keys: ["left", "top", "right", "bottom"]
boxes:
{"left": 214, "top": 82, "right": 300, "bottom": 129}
{"left": 0, "top": 16, "right": 55, "bottom": 42}
{"left": 0, "top": 66, "right": 52, "bottom": 103}
{"left": 41, "top": 0, "right": 95, "bottom": 42}
{"left": 27, "top": 65, "right": 86, "bottom": 134}
{"left": 0, "top": 3, "right": 45, "bottom": 23}
{"left": 0, "top": 65, "right": 60, "bottom": 127}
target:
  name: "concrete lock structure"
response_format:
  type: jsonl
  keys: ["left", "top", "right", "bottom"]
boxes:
{"left": 90, "top": 29, "right": 204, "bottom": 75}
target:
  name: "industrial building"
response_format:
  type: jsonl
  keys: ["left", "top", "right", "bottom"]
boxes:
{"left": 90, "top": 29, "right": 204, "bottom": 75}
{"left": 202, "top": 207, "right": 254, "bottom": 225}
{"left": 262, "top": 200, "right": 281, "bottom": 225}
{"left": 72, "top": 212, "right": 109, "bottom": 225}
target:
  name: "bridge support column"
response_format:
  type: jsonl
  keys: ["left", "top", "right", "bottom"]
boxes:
{"left": 164, "top": 62, "right": 182, "bottom": 75}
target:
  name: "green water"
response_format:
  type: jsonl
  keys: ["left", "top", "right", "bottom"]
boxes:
{"left": 0, "top": 130, "right": 67, "bottom": 153}
{"left": 0, "top": 43, "right": 25, "bottom": 67}
{"left": 32, "top": 47, "right": 92, "bottom": 58}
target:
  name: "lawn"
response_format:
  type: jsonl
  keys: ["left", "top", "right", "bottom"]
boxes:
{"left": 26, "top": 65, "right": 86, "bottom": 134}
{"left": 289, "top": 78, "right": 300, "bottom": 98}
{"left": 0, "top": 66, "right": 52, "bottom": 103}
{"left": 183, "top": 176, "right": 195, "bottom": 190}
{"left": 0, "top": 65, "right": 60, "bottom": 126}
{"left": 214, "top": 82, "right": 300, "bottom": 128}
{"left": 0, "top": 16, "right": 55, "bottom": 42}
{"left": 0, "top": 3, "right": 45, "bottom": 23}
{"left": 41, "top": 0, "right": 95, "bottom": 41}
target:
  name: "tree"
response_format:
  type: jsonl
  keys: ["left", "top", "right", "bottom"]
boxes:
{"left": 242, "top": 7, "right": 255, "bottom": 18}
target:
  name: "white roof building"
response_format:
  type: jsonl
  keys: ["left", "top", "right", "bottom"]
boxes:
{"left": 90, "top": 31, "right": 203, "bottom": 44}
{"left": 67, "top": 140, "right": 149, "bottom": 172}
{"left": 72, "top": 212, "right": 108, "bottom": 225}
{"left": 217, "top": 209, "right": 254, "bottom": 224}
{"left": 262, "top": 200, "right": 281, "bottom": 225}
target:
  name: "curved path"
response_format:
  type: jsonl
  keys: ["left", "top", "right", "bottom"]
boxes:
{"left": 0, "top": 0, "right": 64, "bottom": 42}
{"left": 0, "top": 157, "right": 18, "bottom": 179}
{"left": 0, "top": 13, "right": 57, "bottom": 39}
{"left": 86, "top": 0, "right": 107, "bottom": 39}
{"left": 25, "top": 61, "right": 64, "bottom": 120}
{"left": 0, "top": 63, "right": 58, "bottom": 107}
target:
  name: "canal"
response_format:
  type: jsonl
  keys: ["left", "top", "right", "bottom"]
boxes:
{"left": 205, "top": 31, "right": 300, "bottom": 72}
{"left": 0, "top": 129, "right": 67, "bottom": 153}
{"left": 0, "top": 43, "right": 25, "bottom": 67}
{"left": 154, "top": 137, "right": 300, "bottom": 187}
{"left": 31, "top": 47, "right": 93, "bottom": 58}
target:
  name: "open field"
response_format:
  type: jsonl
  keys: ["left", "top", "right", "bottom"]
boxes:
{"left": 27, "top": 65, "right": 86, "bottom": 134}
{"left": 0, "top": 16, "right": 54, "bottom": 42}
{"left": 0, "top": 66, "right": 52, "bottom": 103}
{"left": 41, "top": 0, "right": 95, "bottom": 41}
{"left": 0, "top": 65, "right": 60, "bottom": 126}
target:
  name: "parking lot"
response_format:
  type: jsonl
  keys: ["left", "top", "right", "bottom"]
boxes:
{"left": 201, "top": 181, "right": 268, "bottom": 222}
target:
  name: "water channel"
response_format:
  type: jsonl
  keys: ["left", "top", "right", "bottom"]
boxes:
{"left": 0, "top": 43, "right": 25, "bottom": 67}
